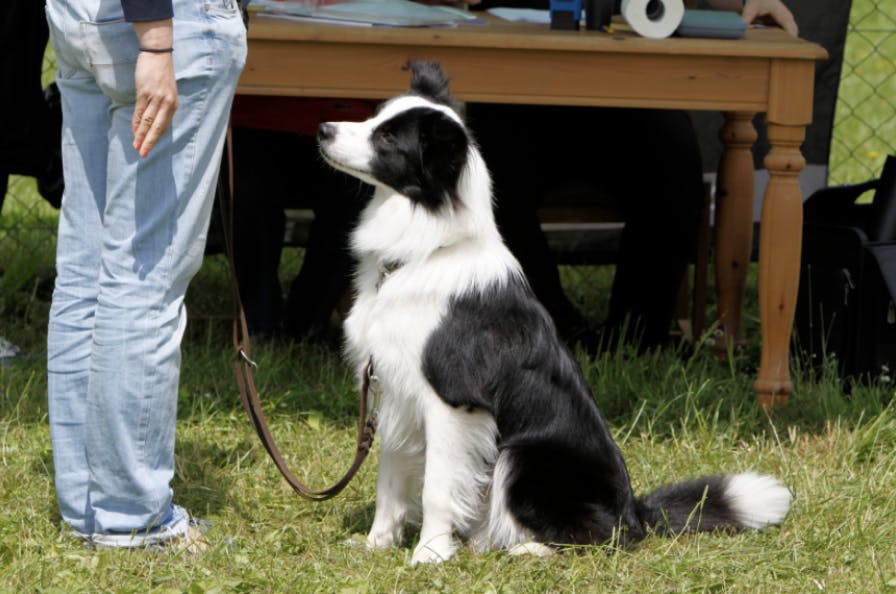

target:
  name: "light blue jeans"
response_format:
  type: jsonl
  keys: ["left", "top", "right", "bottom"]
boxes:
{"left": 45, "top": 0, "right": 246, "bottom": 542}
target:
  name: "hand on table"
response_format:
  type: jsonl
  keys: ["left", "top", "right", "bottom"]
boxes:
{"left": 707, "top": 0, "right": 798, "bottom": 36}
{"left": 742, "top": 0, "right": 798, "bottom": 36}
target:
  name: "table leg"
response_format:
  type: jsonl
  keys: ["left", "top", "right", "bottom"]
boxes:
{"left": 713, "top": 112, "right": 757, "bottom": 357}
{"left": 754, "top": 122, "right": 806, "bottom": 408}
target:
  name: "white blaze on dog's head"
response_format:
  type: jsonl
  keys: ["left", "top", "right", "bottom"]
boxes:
{"left": 318, "top": 62, "right": 471, "bottom": 212}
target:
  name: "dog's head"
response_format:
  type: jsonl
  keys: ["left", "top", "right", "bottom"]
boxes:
{"left": 318, "top": 61, "right": 470, "bottom": 212}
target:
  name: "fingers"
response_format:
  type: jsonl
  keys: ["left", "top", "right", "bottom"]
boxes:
{"left": 770, "top": 8, "right": 798, "bottom": 36}
{"left": 131, "top": 53, "right": 179, "bottom": 158}
{"left": 742, "top": 1, "right": 799, "bottom": 36}
{"left": 132, "top": 96, "right": 177, "bottom": 158}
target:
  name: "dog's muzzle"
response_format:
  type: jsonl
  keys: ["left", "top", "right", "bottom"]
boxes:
{"left": 318, "top": 122, "right": 336, "bottom": 143}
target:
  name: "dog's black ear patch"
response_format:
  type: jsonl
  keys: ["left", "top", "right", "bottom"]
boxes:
{"left": 419, "top": 109, "right": 469, "bottom": 204}
{"left": 407, "top": 61, "right": 459, "bottom": 110}
{"left": 369, "top": 106, "right": 469, "bottom": 211}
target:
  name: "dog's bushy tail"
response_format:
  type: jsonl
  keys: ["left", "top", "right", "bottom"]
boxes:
{"left": 636, "top": 472, "right": 792, "bottom": 535}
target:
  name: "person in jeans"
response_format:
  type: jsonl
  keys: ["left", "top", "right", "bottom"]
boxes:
{"left": 44, "top": 0, "right": 246, "bottom": 549}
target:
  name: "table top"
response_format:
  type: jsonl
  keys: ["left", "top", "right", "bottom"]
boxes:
{"left": 247, "top": 12, "right": 827, "bottom": 61}
{"left": 240, "top": 12, "right": 827, "bottom": 113}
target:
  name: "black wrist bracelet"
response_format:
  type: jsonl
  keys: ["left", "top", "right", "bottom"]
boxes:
{"left": 139, "top": 47, "right": 174, "bottom": 54}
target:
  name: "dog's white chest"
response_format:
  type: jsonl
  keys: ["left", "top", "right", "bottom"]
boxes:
{"left": 345, "top": 264, "right": 446, "bottom": 368}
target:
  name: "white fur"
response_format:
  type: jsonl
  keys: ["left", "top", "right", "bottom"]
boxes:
{"left": 320, "top": 95, "right": 465, "bottom": 191}
{"left": 326, "top": 89, "right": 792, "bottom": 566}
{"left": 724, "top": 472, "right": 793, "bottom": 529}
{"left": 326, "top": 95, "right": 525, "bottom": 564}
{"left": 508, "top": 542, "right": 556, "bottom": 558}
{"left": 472, "top": 453, "right": 534, "bottom": 552}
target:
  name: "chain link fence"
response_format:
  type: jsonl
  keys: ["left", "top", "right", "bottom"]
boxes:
{"left": 2, "top": 1, "right": 894, "bottom": 325}
{"left": 829, "top": 0, "right": 896, "bottom": 186}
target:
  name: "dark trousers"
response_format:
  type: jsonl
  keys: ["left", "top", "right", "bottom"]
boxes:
{"left": 466, "top": 104, "right": 704, "bottom": 349}
{"left": 229, "top": 127, "right": 369, "bottom": 339}
{"left": 0, "top": 0, "right": 59, "bottom": 212}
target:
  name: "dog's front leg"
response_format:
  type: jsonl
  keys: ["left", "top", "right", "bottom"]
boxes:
{"left": 367, "top": 448, "right": 418, "bottom": 550}
{"left": 411, "top": 405, "right": 473, "bottom": 565}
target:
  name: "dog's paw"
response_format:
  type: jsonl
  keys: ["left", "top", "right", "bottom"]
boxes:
{"left": 366, "top": 527, "right": 400, "bottom": 550}
{"left": 344, "top": 533, "right": 369, "bottom": 549}
{"left": 508, "top": 541, "right": 555, "bottom": 557}
{"left": 411, "top": 533, "right": 456, "bottom": 566}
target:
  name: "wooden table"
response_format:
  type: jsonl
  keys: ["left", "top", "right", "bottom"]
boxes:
{"left": 237, "top": 13, "right": 827, "bottom": 408}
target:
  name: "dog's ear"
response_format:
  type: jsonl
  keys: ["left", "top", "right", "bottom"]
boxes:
{"left": 419, "top": 110, "right": 469, "bottom": 205}
{"left": 407, "top": 61, "right": 459, "bottom": 111}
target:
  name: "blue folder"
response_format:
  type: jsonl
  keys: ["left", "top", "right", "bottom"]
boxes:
{"left": 676, "top": 10, "right": 748, "bottom": 39}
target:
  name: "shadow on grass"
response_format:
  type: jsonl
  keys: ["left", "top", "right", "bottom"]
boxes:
{"left": 173, "top": 437, "right": 263, "bottom": 517}
{"left": 340, "top": 501, "right": 376, "bottom": 536}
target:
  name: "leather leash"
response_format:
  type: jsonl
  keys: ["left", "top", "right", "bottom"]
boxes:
{"left": 219, "top": 125, "right": 376, "bottom": 501}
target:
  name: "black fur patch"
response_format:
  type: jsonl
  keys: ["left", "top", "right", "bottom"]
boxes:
{"left": 407, "top": 61, "right": 461, "bottom": 111}
{"left": 422, "top": 277, "right": 644, "bottom": 545}
{"left": 346, "top": 60, "right": 786, "bottom": 551}
{"left": 369, "top": 106, "right": 469, "bottom": 211}
{"left": 637, "top": 475, "right": 738, "bottom": 535}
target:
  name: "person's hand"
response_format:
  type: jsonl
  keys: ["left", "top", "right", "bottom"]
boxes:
{"left": 742, "top": 0, "right": 798, "bottom": 36}
{"left": 131, "top": 20, "right": 179, "bottom": 158}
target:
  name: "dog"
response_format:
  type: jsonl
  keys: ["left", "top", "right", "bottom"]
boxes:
{"left": 317, "top": 61, "right": 792, "bottom": 565}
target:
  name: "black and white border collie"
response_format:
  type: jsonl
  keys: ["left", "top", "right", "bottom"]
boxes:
{"left": 318, "top": 61, "right": 791, "bottom": 565}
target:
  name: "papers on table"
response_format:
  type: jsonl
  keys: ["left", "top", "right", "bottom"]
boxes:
{"left": 249, "top": 0, "right": 483, "bottom": 28}
{"left": 486, "top": 7, "right": 550, "bottom": 24}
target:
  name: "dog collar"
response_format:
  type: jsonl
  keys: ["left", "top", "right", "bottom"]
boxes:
{"left": 376, "top": 260, "right": 403, "bottom": 290}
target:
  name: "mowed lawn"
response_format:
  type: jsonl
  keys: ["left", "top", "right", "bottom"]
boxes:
{"left": 2, "top": 1, "right": 895, "bottom": 592}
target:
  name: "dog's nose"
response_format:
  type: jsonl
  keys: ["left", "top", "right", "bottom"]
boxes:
{"left": 318, "top": 122, "right": 336, "bottom": 142}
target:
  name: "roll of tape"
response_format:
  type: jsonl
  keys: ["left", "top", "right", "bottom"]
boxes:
{"left": 620, "top": 0, "right": 685, "bottom": 39}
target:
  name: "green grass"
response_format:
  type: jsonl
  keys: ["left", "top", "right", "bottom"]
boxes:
{"left": 3, "top": 246, "right": 896, "bottom": 592}
{"left": 3, "top": 2, "right": 895, "bottom": 590}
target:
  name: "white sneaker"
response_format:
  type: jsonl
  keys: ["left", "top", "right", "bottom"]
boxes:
{"left": 0, "top": 337, "right": 20, "bottom": 363}
{"left": 87, "top": 506, "right": 209, "bottom": 553}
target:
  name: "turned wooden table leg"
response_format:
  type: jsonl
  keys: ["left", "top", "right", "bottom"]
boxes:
{"left": 754, "top": 123, "right": 806, "bottom": 408}
{"left": 713, "top": 112, "right": 757, "bottom": 358}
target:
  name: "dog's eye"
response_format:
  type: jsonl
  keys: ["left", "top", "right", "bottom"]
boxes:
{"left": 377, "top": 131, "right": 397, "bottom": 147}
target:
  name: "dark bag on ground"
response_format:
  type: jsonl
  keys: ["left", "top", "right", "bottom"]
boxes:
{"left": 795, "top": 154, "right": 896, "bottom": 381}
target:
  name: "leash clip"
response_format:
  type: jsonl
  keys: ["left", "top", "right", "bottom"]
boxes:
{"left": 238, "top": 347, "right": 258, "bottom": 369}
{"left": 364, "top": 358, "right": 381, "bottom": 418}
{"left": 365, "top": 358, "right": 379, "bottom": 383}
